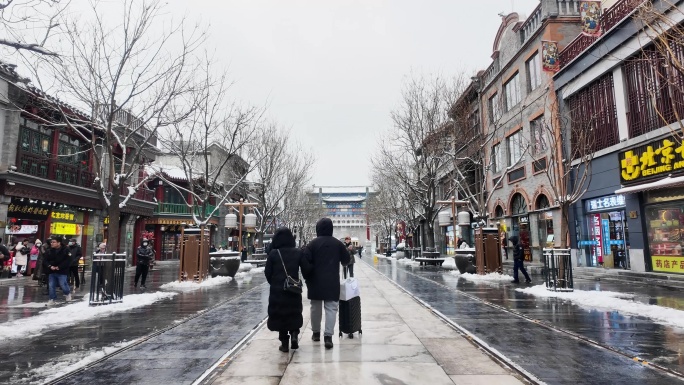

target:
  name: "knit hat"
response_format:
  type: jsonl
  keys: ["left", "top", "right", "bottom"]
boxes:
{"left": 34, "top": 239, "right": 42, "bottom": 246}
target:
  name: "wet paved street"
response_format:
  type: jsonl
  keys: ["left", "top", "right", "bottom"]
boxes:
{"left": 3, "top": 257, "right": 684, "bottom": 384}
{"left": 0, "top": 262, "right": 268, "bottom": 384}
{"left": 367, "top": 257, "right": 684, "bottom": 384}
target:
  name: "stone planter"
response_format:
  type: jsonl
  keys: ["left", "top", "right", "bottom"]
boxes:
{"left": 454, "top": 253, "right": 477, "bottom": 274}
{"left": 209, "top": 251, "right": 241, "bottom": 277}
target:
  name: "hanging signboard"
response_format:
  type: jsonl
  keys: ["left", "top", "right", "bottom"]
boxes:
{"left": 541, "top": 41, "right": 560, "bottom": 72}
{"left": 8, "top": 198, "right": 50, "bottom": 221}
{"left": 619, "top": 136, "right": 684, "bottom": 184}
{"left": 580, "top": 1, "right": 602, "bottom": 37}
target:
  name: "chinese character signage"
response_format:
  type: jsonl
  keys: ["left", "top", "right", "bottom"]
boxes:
{"left": 541, "top": 41, "right": 559, "bottom": 72}
{"left": 580, "top": 1, "right": 602, "bottom": 37}
{"left": 652, "top": 256, "right": 684, "bottom": 273}
{"left": 51, "top": 210, "right": 75, "bottom": 222}
{"left": 7, "top": 198, "right": 50, "bottom": 221}
{"left": 586, "top": 194, "right": 626, "bottom": 212}
{"left": 619, "top": 136, "right": 684, "bottom": 184}
{"left": 592, "top": 214, "right": 603, "bottom": 264}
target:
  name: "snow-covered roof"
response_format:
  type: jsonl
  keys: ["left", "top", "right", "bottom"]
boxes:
{"left": 310, "top": 186, "right": 372, "bottom": 194}
{"left": 322, "top": 196, "right": 366, "bottom": 203}
{"left": 146, "top": 164, "right": 191, "bottom": 181}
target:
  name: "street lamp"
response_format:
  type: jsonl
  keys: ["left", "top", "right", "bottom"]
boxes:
{"left": 224, "top": 199, "right": 259, "bottom": 256}
{"left": 437, "top": 196, "right": 468, "bottom": 251}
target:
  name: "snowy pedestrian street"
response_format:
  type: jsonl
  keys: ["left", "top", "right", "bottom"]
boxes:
{"left": 0, "top": 261, "right": 268, "bottom": 384}
{"left": 369, "top": 255, "right": 684, "bottom": 384}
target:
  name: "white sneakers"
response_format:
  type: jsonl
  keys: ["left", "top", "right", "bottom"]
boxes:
{"left": 65, "top": 294, "right": 72, "bottom": 302}
{"left": 47, "top": 300, "right": 56, "bottom": 306}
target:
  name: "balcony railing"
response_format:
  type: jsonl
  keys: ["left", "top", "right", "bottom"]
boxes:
{"left": 558, "top": 0, "right": 646, "bottom": 70}
{"left": 120, "top": 183, "right": 155, "bottom": 202}
{"left": 155, "top": 202, "right": 218, "bottom": 217}
{"left": 18, "top": 151, "right": 95, "bottom": 189}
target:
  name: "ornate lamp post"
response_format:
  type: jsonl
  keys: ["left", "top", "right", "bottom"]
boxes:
{"left": 224, "top": 199, "right": 258, "bottom": 257}
{"left": 437, "top": 196, "right": 468, "bottom": 251}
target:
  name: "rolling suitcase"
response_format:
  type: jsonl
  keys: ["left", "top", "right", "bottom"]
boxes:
{"left": 338, "top": 295, "right": 362, "bottom": 338}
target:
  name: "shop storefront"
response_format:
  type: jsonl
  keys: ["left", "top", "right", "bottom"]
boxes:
{"left": 580, "top": 194, "right": 629, "bottom": 268}
{"left": 643, "top": 188, "right": 684, "bottom": 273}
{"left": 615, "top": 135, "right": 684, "bottom": 274}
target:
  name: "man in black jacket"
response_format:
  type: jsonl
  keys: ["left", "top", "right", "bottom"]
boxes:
{"left": 509, "top": 236, "right": 531, "bottom": 284}
{"left": 67, "top": 238, "right": 82, "bottom": 291}
{"left": 303, "top": 218, "right": 350, "bottom": 349}
{"left": 45, "top": 236, "right": 72, "bottom": 305}
{"left": 134, "top": 238, "right": 155, "bottom": 289}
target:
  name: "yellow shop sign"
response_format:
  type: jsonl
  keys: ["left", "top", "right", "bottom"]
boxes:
{"left": 620, "top": 137, "right": 684, "bottom": 184}
{"left": 50, "top": 222, "right": 79, "bottom": 235}
{"left": 652, "top": 255, "right": 684, "bottom": 274}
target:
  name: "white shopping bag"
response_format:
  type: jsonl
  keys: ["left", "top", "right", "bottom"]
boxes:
{"left": 340, "top": 277, "right": 360, "bottom": 301}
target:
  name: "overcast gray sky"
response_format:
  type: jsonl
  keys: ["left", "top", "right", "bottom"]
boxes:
{"left": 161, "top": 1, "right": 538, "bottom": 186}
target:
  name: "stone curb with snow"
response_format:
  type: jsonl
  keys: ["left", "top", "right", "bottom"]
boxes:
{"left": 0, "top": 292, "right": 177, "bottom": 340}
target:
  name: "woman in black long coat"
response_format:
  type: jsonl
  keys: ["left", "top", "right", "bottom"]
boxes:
{"left": 264, "top": 227, "right": 312, "bottom": 352}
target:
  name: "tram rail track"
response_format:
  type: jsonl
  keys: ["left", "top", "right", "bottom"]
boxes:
{"left": 366, "top": 258, "right": 684, "bottom": 384}
{"left": 45, "top": 282, "right": 269, "bottom": 385}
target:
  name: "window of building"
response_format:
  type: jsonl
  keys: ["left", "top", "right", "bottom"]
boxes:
{"left": 567, "top": 73, "right": 619, "bottom": 154}
{"left": 530, "top": 116, "right": 546, "bottom": 155}
{"left": 526, "top": 52, "right": 542, "bottom": 91}
{"left": 503, "top": 72, "right": 521, "bottom": 111}
{"left": 488, "top": 93, "right": 501, "bottom": 123}
{"left": 494, "top": 205, "right": 504, "bottom": 218}
{"left": 623, "top": 41, "right": 684, "bottom": 138}
{"left": 507, "top": 130, "right": 524, "bottom": 166}
{"left": 492, "top": 143, "right": 503, "bottom": 173}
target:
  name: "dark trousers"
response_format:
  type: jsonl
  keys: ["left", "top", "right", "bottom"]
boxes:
{"left": 135, "top": 264, "right": 149, "bottom": 286}
{"left": 343, "top": 264, "right": 354, "bottom": 279}
{"left": 513, "top": 259, "right": 531, "bottom": 282}
{"left": 278, "top": 329, "right": 299, "bottom": 341}
{"left": 69, "top": 266, "right": 80, "bottom": 288}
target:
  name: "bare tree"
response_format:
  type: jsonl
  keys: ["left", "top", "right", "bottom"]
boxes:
{"left": 280, "top": 184, "right": 324, "bottom": 247}
{"left": 372, "top": 74, "right": 466, "bottom": 249}
{"left": 155, "top": 63, "right": 263, "bottom": 228}
{"left": 368, "top": 168, "right": 417, "bottom": 248}
{"left": 246, "top": 122, "right": 314, "bottom": 247}
{"left": 23, "top": 0, "right": 204, "bottom": 252}
{"left": 632, "top": 0, "right": 684, "bottom": 137}
{"left": 541, "top": 98, "right": 595, "bottom": 248}
{"left": 0, "top": 0, "right": 65, "bottom": 56}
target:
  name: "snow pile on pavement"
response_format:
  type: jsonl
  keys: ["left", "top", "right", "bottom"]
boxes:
{"left": 239, "top": 263, "right": 254, "bottom": 271}
{"left": 18, "top": 340, "right": 138, "bottom": 384}
{"left": 517, "top": 285, "right": 684, "bottom": 330}
{"left": 160, "top": 275, "right": 233, "bottom": 291}
{"left": 0, "top": 292, "right": 177, "bottom": 340}
{"left": 249, "top": 267, "right": 265, "bottom": 274}
{"left": 441, "top": 257, "right": 456, "bottom": 270}
{"left": 397, "top": 258, "right": 420, "bottom": 267}
{"left": 454, "top": 271, "right": 516, "bottom": 282}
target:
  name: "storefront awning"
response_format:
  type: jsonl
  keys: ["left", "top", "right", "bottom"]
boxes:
{"left": 615, "top": 175, "right": 684, "bottom": 195}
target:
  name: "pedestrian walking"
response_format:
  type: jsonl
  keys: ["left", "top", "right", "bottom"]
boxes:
{"left": 343, "top": 236, "right": 355, "bottom": 278}
{"left": 264, "top": 227, "right": 312, "bottom": 353}
{"left": 31, "top": 240, "right": 45, "bottom": 282}
{"left": 67, "top": 238, "right": 82, "bottom": 291}
{"left": 134, "top": 238, "right": 154, "bottom": 289}
{"left": 29, "top": 239, "right": 41, "bottom": 278}
{"left": 303, "top": 218, "right": 351, "bottom": 349}
{"left": 0, "top": 239, "right": 10, "bottom": 278}
{"left": 45, "top": 236, "right": 72, "bottom": 305}
{"left": 14, "top": 239, "right": 30, "bottom": 277}
{"left": 509, "top": 236, "right": 531, "bottom": 284}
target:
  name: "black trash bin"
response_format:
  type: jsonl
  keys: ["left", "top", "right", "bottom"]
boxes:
{"left": 89, "top": 252, "right": 126, "bottom": 305}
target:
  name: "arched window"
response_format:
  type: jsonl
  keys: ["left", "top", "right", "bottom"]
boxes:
{"left": 536, "top": 194, "right": 550, "bottom": 210}
{"left": 511, "top": 193, "right": 527, "bottom": 215}
{"left": 495, "top": 205, "right": 504, "bottom": 218}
